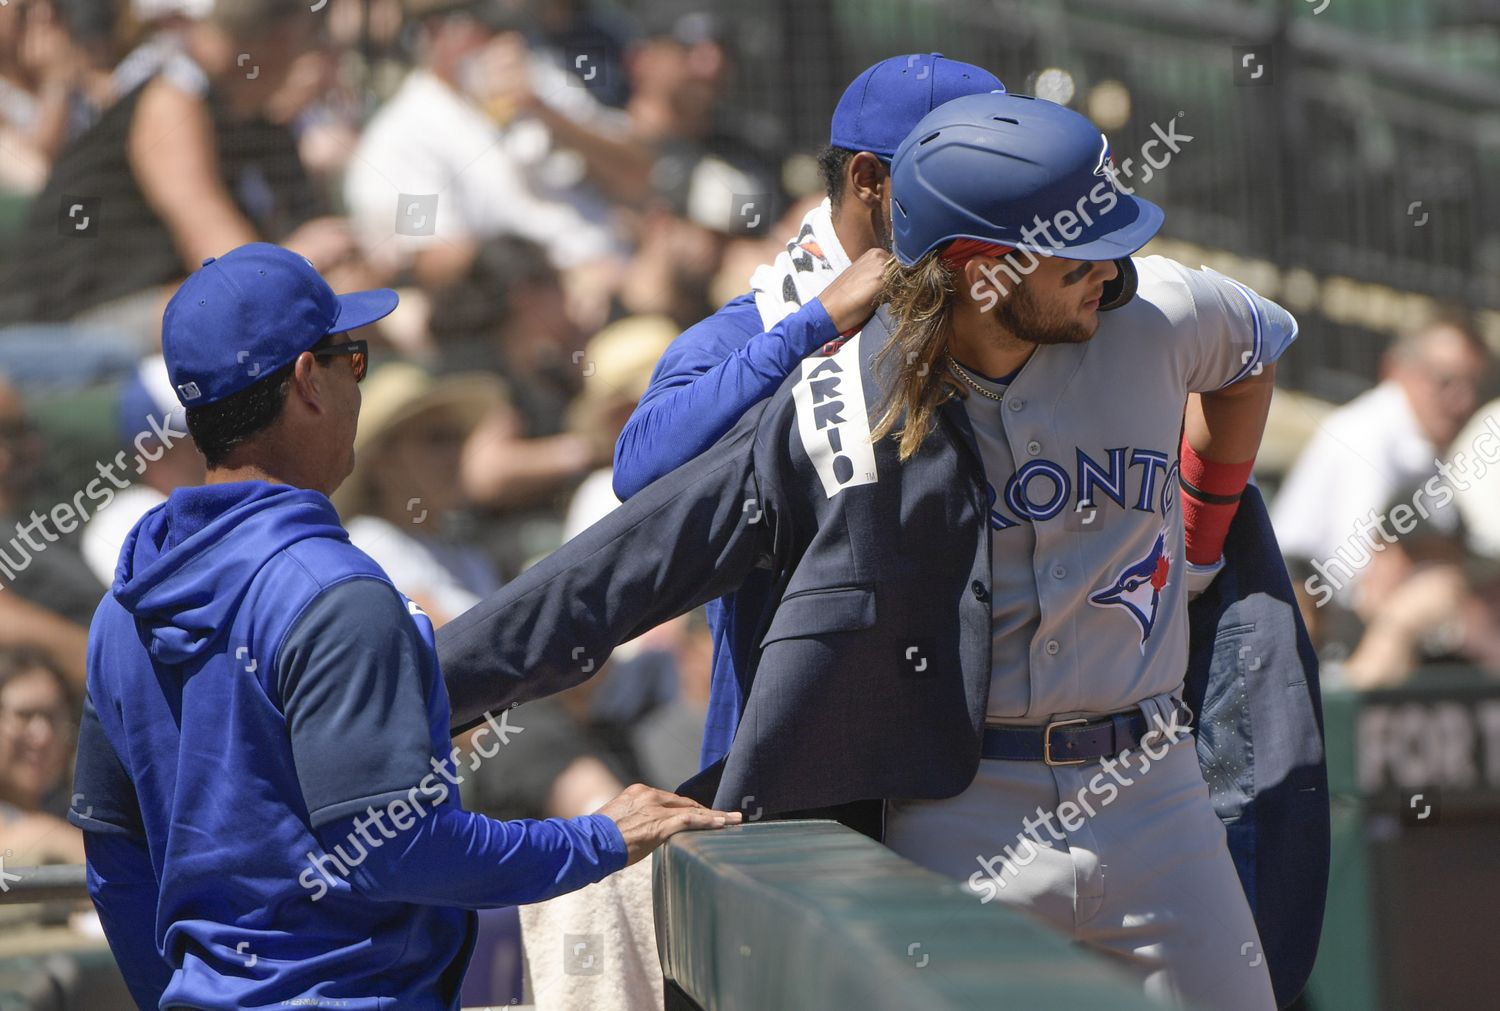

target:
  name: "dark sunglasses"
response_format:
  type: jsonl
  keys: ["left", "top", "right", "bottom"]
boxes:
{"left": 312, "top": 339, "right": 369, "bottom": 382}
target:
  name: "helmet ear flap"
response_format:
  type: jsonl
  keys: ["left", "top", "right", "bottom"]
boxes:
{"left": 1099, "top": 257, "right": 1138, "bottom": 311}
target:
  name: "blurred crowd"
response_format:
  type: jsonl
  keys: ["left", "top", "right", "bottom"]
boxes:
{"left": 1270, "top": 314, "right": 1500, "bottom": 690}
{"left": 0, "top": 0, "right": 1497, "bottom": 999}
{"left": 0, "top": 0, "right": 789, "bottom": 997}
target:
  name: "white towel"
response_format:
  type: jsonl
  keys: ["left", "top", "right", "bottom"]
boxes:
{"left": 748, "top": 198, "right": 852, "bottom": 329}
{"left": 520, "top": 856, "right": 662, "bottom": 1011}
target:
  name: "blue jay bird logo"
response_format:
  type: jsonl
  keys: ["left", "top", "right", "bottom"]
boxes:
{"left": 1089, "top": 530, "right": 1172, "bottom": 650}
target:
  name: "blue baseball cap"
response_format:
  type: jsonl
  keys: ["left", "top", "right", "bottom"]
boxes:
{"left": 162, "top": 242, "right": 398, "bottom": 407}
{"left": 830, "top": 54, "right": 1005, "bottom": 161}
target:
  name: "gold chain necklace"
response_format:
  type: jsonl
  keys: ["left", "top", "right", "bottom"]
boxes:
{"left": 947, "top": 354, "right": 1005, "bottom": 402}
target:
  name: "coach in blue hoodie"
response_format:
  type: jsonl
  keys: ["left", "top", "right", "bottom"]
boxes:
{"left": 69, "top": 243, "right": 738, "bottom": 1010}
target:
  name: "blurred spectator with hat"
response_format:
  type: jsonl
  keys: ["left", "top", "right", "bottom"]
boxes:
{"left": 80, "top": 355, "right": 203, "bottom": 586}
{"left": 333, "top": 361, "right": 505, "bottom": 627}
{"left": 0, "top": 0, "right": 369, "bottom": 350}
{"left": 344, "top": 0, "right": 652, "bottom": 326}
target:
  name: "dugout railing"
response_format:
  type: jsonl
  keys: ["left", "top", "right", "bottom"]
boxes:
{"left": 653, "top": 819, "right": 1159, "bottom": 1010}
{"left": 7, "top": 675, "right": 1499, "bottom": 1008}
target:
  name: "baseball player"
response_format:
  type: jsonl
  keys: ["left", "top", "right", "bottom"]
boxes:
{"left": 612, "top": 54, "right": 1003, "bottom": 772}
{"left": 439, "top": 94, "right": 1322, "bottom": 1009}
{"left": 67, "top": 245, "right": 739, "bottom": 1009}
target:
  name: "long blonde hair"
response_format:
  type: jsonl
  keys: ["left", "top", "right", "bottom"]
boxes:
{"left": 870, "top": 251, "right": 965, "bottom": 461}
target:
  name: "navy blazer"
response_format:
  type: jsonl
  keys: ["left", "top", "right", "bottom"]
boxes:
{"left": 438, "top": 310, "right": 1328, "bottom": 1007}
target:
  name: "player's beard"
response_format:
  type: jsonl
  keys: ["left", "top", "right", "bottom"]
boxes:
{"left": 995, "top": 280, "right": 1098, "bottom": 346}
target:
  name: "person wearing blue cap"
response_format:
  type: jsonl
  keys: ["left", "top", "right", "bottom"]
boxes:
{"left": 67, "top": 242, "right": 739, "bottom": 1009}
{"left": 436, "top": 92, "right": 1327, "bottom": 1010}
{"left": 611, "top": 53, "right": 1006, "bottom": 782}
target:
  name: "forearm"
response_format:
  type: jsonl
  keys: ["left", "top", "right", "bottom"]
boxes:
{"left": 534, "top": 105, "right": 653, "bottom": 203}
{"left": 1185, "top": 363, "right": 1277, "bottom": 462}
{"left": 412, "top": 240, "right": 479, "bottom": 289}
{"left": 128, "top": 80, "right": 259, "bottom": 270}
{"left": 319, "top": 803, "right": 626, "bottom": 908}
{"left": 613, "top": 300, "right": 836, "bottom": 500}
{"left": 1180, "top": 364, "right": 1275, "bottom": 567}
{"left": 0, "top": 595, "right": 88, "bottom": 693}
{"left": 29, "top": 80, "right": 74, "bottom": 163}
{"left": 1344, "top": 623, "right": 1419, "bottom": 690}
{"left": 463, "top": 432, "right": 595, "bottom": 509}
{"left": 132, "top": 141, "right": 257, "bottom": 270}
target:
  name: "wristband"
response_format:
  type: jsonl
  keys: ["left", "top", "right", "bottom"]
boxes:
{"left": 1179, "top": 436, "right": 1254, "bottom": 566}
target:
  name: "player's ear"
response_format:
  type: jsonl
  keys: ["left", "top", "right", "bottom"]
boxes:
{"left": 289, "top": 352, "right": 326, "bottom": 414}
{"left": 847, "top": 152, "right": 888, "bottom": 209}
{"left": 962, "top": 255, "right": 1013, "bottom": 312}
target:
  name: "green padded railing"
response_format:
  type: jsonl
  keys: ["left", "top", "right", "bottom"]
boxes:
{"left": 653, "top": 820, "right": 1160, "bottom": 1011}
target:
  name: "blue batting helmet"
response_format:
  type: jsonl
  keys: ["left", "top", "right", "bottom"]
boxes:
{"left": 890, "top": 92, "right": 1163, "bottom": 266}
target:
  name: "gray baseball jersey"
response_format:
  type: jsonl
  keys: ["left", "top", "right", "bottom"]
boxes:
{"left": 885, "top": 255, "right": 1297, "bottom": 1011}
{"left": 958, "top": 255, "right": 1297, "bottom": 723}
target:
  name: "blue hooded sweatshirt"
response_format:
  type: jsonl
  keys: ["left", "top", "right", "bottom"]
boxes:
{"left": 72, "top": 482, "right": 626, "bottom": 1009}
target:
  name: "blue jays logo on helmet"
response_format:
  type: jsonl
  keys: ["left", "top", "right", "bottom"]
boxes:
{"left": 1089, "top": 529, "right": 1172, "bottom": 650}
{"left": 1094, "top": 137, "right": 1120, "bottom": 193}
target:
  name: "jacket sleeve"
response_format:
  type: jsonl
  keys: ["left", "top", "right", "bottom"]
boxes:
{"left": 440, "top": 398, "right": 783, "bottom": 734}
{"left": 611, "top": 295, "right": 837, "bottom": 501}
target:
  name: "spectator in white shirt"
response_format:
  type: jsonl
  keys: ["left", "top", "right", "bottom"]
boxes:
{"left": 344, "top": 0, "right": 652, "bottom": 324}
{"left": 1273, "top": 315, "right": 1488, "bottom": 610}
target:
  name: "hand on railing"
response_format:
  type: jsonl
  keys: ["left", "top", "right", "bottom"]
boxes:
{"left": 596, "top": 784, "right": 743, "bottom": 866}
